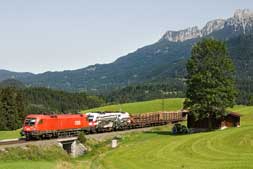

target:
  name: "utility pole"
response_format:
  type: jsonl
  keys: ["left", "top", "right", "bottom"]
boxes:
{"left": 162, "top": 97, "right": 165, "bottom": 111}
{"left": 119, "top": 95, "right": 122, "bottom": 112}
{"left": 161, "top": 90, "right": 165, "bottom": 111}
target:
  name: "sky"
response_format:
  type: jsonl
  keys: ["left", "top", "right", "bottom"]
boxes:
{"left": 0, "top": 0, "right": 252, "bottom": 74}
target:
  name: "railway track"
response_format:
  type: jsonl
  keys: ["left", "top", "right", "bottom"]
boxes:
{"left": 0, "top": 138, "right": 26, "bottom": 146}
{"left": 0, "top": 124, "right": 168, "bottom": 146}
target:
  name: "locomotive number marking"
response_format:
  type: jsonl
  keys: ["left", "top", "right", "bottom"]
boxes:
{"left": 75, "top": 120, "right": 81, "bottom": 125}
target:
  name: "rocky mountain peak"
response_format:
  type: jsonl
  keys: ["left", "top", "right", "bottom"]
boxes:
{"left": 234, "top": 9, "right": 253, "bottom": 20}
{"left": 161, "top": 9, "right": 253, "bottom": 42}
{"left": 161, "top": 26, "right": 201, "bottom": 42}
{"left": 226, "top": 9, "right": 253, "bottom": 33}
{"left": 201, "top": 19, "right": 225, "bottom": 36}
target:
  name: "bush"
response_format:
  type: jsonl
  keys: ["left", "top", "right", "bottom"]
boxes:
{"left": 172, "top": 123, "right": 189, "bottom": 134}
{"left": 78, "top": 132, "right": 87, "bottom": 144}
{"left": 0, "top": 145, "right": 69, "bottom": 161}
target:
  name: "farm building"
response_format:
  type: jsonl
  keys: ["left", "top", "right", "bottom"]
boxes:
{"left": 187, "top": 112, "right": 241, "bottom": 129}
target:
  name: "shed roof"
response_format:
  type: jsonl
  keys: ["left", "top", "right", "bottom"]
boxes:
{"left": 227, "top": 112, "right": 241, "bottom": 117}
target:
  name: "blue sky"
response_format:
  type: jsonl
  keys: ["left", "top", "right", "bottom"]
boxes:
{"left": 0, "top": 0, "right": 252, "bottom": 73}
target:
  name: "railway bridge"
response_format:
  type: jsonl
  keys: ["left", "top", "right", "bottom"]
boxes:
{"left": 57, "top": 137, "right": 86, "bottom": 157}
{"left": 0, "top": 137, "right": 86, "bottom": 157}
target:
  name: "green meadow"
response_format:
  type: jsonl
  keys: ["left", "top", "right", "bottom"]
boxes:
{"left": 0, "top": 161, "right": 56, "bottom": 169}
{"left": 80, "top": 100, "right": 253, "bottom": 169}
{"left": 82, "top": 98, "right": 184, "bottom": 114}
{"left": 1, "top": 98, "right": 253, "bottom": 169}
{"left": 94, "top": 106, "right": 253, "bottom": 169}
{"left": 0, "top": 129, "right": 21, "bottom": 140}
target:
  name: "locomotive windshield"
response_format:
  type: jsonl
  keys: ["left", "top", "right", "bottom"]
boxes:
{"left": 25, "top": 118, "right": 36, "bottom": 126}
{"left": 87, "top": 115, "right": 94, "bottom": 122}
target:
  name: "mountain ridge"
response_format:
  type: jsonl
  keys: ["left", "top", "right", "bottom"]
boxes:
{"left": 1, "top": 9, "right": 253, "bottom": 95}
{"left": 161, "top": 9, "right": 253, "bottom": 42}
{"left": 0, "top": 69, "right": 34, "bottom": 82}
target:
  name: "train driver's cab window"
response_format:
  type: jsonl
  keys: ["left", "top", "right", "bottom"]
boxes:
{"left": 87, "top": 115, "right": 94, "bottom": 122}
{"left": 25, "top": 118, "right": 36, "bottom": 126}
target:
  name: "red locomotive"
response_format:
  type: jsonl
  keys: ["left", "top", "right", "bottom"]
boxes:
{"left": 21, "top": 114, "right": 90, "bottom": 140}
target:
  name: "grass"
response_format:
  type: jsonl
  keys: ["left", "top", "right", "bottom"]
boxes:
{"left": 0, "top": 161, "right": 56, "bottom": 169}
{"left": 90, "top": 105, "right": 253, "bottom": 169}
{"left": 0, "top": 129, "right": 21, "bottom": 140}
{"left": 0, "top": 145, "right": 71, "bottom": 169}
{"left": 82, "top": 98, "right": 184, "bottom": 114}
{"left": 1, "top": 99, "right": 253, "bottom": 169}
{"left": 97, "top": 127, "right": 253, "bottom": 169}
{"left": 0, "top": 145, "right": 70, "bottom": 161}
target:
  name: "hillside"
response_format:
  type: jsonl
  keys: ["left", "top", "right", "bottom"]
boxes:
{"left": 1, "top": 9, "right": 253, "bottom": 98}
{"left": 96, "top": 107, "right": 253, "bottom": 169}
{"left": 15, "top": 39, "right": 194, "bottom": 92}
{"left": 0, "top": 70, "right": 33, "bottom": 82}
{"left": 85, "top": 102, "right": 253, "bottom": 169}
{"left": 92, "top": 105, "right": 253, "bottom": 169}
{"left": 0, "top": 79, "right": 25, "bottom": 89}
{"left": 83, "top": 98, "right": 184, "bottom": 114}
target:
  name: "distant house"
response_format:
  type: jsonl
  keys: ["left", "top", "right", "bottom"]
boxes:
{"left": 187, "top": 112, "right": 241, "bottom": 130}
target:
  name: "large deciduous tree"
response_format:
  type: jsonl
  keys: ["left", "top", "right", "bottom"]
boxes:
{"left": 184, "top": 39, "right": 237, "bottom": 129}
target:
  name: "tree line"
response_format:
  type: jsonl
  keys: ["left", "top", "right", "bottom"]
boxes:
{"left": 0, "top": 86, "right": 105, "bottom": 130}
{"left": 104, "top": 81, "right": 252, "bottom": 106}
{"left": 0, "top": 87, "right": 25, "bottom": 130}
{"left": 105, "top": 82, "right": 185, "bottom": 104}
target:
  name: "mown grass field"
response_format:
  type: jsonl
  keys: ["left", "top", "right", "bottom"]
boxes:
{"left": 91, "top": 105, "right": 253, "bottom": 169}
{"left": 1, "top": 98, "right": 253, "bottom": 169}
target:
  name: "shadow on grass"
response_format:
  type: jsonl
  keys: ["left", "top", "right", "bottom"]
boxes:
{"left": 144, "top": 128, "right": 224, "bottom": 137}
{"left": 144, "top": 130, "right": 206, "bottom": 136}
{"left": 143, "top": 130, "right": 173, "bottom": 135}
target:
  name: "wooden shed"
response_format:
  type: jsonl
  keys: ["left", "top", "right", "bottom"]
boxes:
{"left": 222, "top": 112, "right": 241, "bottom": 128}
{"left": 187, "top": 112, "right": 241, "bottom": 129}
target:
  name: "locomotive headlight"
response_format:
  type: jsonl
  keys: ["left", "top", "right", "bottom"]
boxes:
{"left": 26, "top": 127, "right": 31, "bottom": 131}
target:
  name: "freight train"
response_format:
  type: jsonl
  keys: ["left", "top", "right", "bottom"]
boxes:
{"left": 21, "top": 111, "right": 185, "bottom": 140}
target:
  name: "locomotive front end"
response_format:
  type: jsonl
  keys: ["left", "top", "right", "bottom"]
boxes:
{"left": 21, "top": 115, "right": 39, "bottom": 140}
